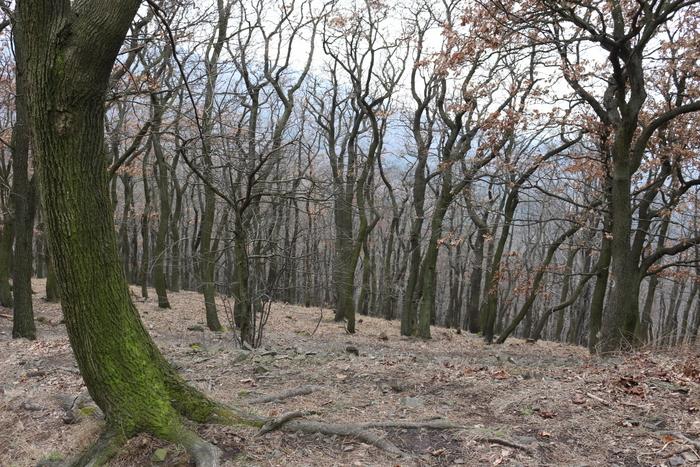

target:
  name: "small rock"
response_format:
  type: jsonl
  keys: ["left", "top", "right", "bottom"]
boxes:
{"left": 20, "top": 401, "right": 43, "bottom": 412}
{"left": 232, "top": 350, "right": 250, "bottom": 363}
{"left": 187, "top": 325, "right": 205, "bottom": 332}
{"left": 668, "top": 455, "right": 686, "bottom": 467}
{"left": 254, "top": 365, "right": 269, "bottom": 374}
{"left": 400, "top": 397, "right": 424, "bottom": 409}
{"left": 261, "top": 350, "right": 277, "bottom": 357}
{"left": 379, "top": 331, "right": 388, "bottom": 341}
{"left": 454, "top": 458, "right": 466, "bottom": 464}
{"left": 62, "top": 411, "right": 77, "bottom": 425}
{"left": 151, "top": 448, "right": 169, "bottom": 463}
{"left": 345, "top": 346, "right": 359, "bottom": 356}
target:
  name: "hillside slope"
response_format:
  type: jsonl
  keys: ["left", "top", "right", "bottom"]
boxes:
{"left": 1, "top": 280, "right": 699, "bottom": 466}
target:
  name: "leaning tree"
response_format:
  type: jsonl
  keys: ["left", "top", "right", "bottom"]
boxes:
{"left": 14, "top": 0, "right": 277, "bottom": 464}
{"left": 18, "top": 1, "right": 498, "bottom": 464}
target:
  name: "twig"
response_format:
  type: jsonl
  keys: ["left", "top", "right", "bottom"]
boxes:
{"left": 0, "top": 313, "right": 12, "bottom": 319}
{"left": 311, "top": 307, "right": 323, "bottom": 337}
{"left": 246, "top": 385, "right": 322, "bottom": 405}
{"left": 586, "top": 392, "right": 612, "bottom": 407}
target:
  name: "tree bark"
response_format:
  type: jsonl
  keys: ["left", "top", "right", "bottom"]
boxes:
{"left": 18, "top": 0, "right": 230, "bottom": 455}
{"left": 151, "top": 93, "right": 170, "bottom": 309}
{"left": 11, "top": 19, "right": 36, "bottom": 339}
{"left": 0, "top": 216, "right": 13, "bottom": 307}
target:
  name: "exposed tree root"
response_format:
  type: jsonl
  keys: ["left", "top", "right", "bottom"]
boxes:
{"left": 279, "top": 418, "right": 404, "bottom": 454}
{"left": 170, "top": 427, "right": 223, "bottom": 467}
{"left": 71, "top": 430, "right": 126, "bottom": 467}
{"left": 246, "top": 385, "right": 322, "bottom": 404}
{"left": 255, "top": 410, "right": 308, "bottom": 437}
{"left": 71, "top": 385, "right": 533, "bottom": 465}
{"left": 275, "top": 417, "right": 534, "bottom": 455}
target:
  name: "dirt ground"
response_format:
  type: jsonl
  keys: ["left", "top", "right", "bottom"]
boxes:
{"left": 1, "top": 279, "right": 699, "bottom": 467}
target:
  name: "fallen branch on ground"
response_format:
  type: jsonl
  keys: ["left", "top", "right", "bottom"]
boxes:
{"left": 246, "top": 385, "right": 322, "bottom": 404}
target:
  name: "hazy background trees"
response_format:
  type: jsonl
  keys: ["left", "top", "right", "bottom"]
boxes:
{"left": 2, "top": 0, "right": 700, "bottom": 351}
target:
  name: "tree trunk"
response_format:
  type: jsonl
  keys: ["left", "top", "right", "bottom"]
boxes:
{"left": 401, "top": 154, "right": 427, "bottom": 336}
{"left": 151, "top": 94, "right": 170, "bottom": 309}
{"left": 11, "top": 24, "right": 36, "bottom": 340}
{"left": 416, "top": 187, "right": 451, "bottom": 338}
{"left": 45, "top": 252, "right": 60, "bottom": 302}
{"left": 589, "top": 228, "right": 612, "bottom": 353}
{"left": 140, "top": 151, "right": 151, "bottom": 300}
{"left": 19, "top": 1, "right": 227, "bottom": 459}
{"left": 0, "top": 216, "right": 13, "bottom": 307}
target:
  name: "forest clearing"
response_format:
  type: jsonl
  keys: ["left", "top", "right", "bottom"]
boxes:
{"left": 1, "top": 280, "right": 699, "bottom": 466}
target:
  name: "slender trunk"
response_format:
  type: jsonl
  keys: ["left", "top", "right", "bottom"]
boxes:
{"left": 466, "top": 226, "right": 486, "bottom": 334}
{"left": 0, "top": 216, "right": 13, "bottom": 307}
{"left": 678, "top": 284, "right": 698, "bottom": 345}
{"left": 200, "top": 186, "right": 221, "bottom": 330}
{"left": 401, "top": 156, "right": 427, "bottom": 336}
{"left": 416, "top": 188, "right": 451, "bottom": 338}
{"left": 140, "top": 152, "right": 151, "bottom": 300}
{"left": 119, "top": 175, "right": 132, "bottom": 281}
{"left": 11, "top": 29, "right": 36, "bottom": 340}
{"left": 589, "top": 231, "right": 612, "bottom": 353}
{"left": 482, "top": 192, "right": 517, "bottom": 343}
{"left": 554, "top": 247, "right": 577, "bottom": 340}
{"left": 151, "top": 95, "right": 170, "bottom": 309}
{"left": 45, "top": 251, "right": 60, "bottom": 302}
{"left": 232, "top": 214, "right": 251, "bottom": 343}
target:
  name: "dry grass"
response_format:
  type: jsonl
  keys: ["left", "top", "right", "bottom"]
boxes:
{"left": 1, "top": 279, "right": 699, "bottom": 466}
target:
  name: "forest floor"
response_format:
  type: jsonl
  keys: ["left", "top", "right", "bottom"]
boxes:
{"left": 1, "top": 280, "right": 699, "bottom": 467}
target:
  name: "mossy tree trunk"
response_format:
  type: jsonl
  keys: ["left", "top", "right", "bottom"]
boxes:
{"left": 18, "top": 1, "right": 231, "bottom": 462}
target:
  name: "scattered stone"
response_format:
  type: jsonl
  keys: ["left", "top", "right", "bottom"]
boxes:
{"left": 26, "top": 369, "right": 47, "bottom": 378}
{"left": 668, "top": 455, "right": 686, "bottom": 467}
{"left": 62, "top": 411, "right": 77, "bottom": 425}
{"left": 400, "top": 396, "right": 424, "bottom": 408}
{"left": 378, "top": 331, "right": 388, "bottom": 341}
{"left": 20, "top": 401, "right": 43, "bottom": 411}
{"left": 261, "top": 350, "right": 277, "bottom": 357}
{"left": 345, "top": 346, "right": 359, "bottom": 356}
{"left": 151, "top": 448, "right": 169, "bottom": 463}
{"left": 254, "top": 365, "right": 269, "bottom": 374}
{"left": 187, "top": 324, "right": 205, "bottom": 332}
{"left": 232, "top": 350, "right": 250, "bottom": 363}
